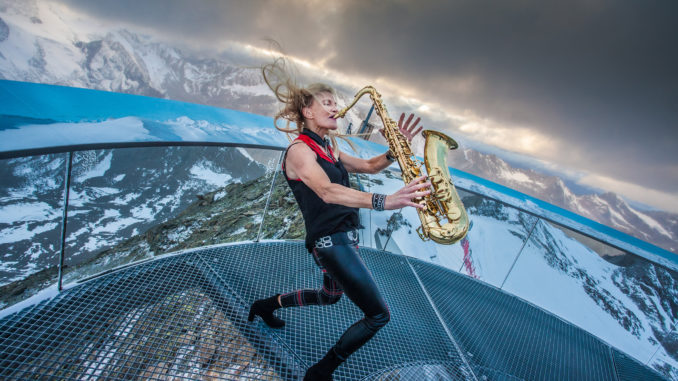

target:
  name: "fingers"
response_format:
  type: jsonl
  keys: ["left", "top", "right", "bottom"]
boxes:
{"left": 390, "top": 177, "right": 432, "bottom": 210}
{"left": 412, "top": 183, "right": 432, "bottom": 193}
{"left": 408, "top": 116, "right": 420, "bottom": 133}
{"left": 407, "top": 175, "right": 428, "bottom": 187}
{"left": 399, "top": 113, "right": 416, "bottom": 130}
{"left": 404, "top": 113, "right": 414, "bottom": 130}
{"left": 409, "top": 201, "right": 427, "bottom": 209}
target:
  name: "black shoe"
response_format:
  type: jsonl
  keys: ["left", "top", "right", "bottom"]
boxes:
{"left": 248, "top": 294, "right": 285, "bottom": 328}
{"left": 303, "top": 348, "right": 344, "bottom": 381}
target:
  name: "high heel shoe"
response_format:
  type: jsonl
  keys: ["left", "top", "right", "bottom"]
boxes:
{"left": 303, "top": 347, "right": 344, "bottom": 380}
{"left": 247, "top": 294, "right": 285, "bottom": 328}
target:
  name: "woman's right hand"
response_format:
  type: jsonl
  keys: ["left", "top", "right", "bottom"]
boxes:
{"left": 385, "top": 175, "right": 432, "bottom": 210}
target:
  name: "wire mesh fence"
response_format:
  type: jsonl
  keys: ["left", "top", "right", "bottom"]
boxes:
{"left": 0, "top": 242, "right": 666, "bottom": 380}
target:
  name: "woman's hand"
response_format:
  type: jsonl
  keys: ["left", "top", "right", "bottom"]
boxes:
{"left": 385, "top": 175, "right": 432, "bottom": 210}
{"left": 379, "top": 113, "right": 424, "bottom": 144}
{"left": 397, "top": 113, "right": 424, "bottom": 143}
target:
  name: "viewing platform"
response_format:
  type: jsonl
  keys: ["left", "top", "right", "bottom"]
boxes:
{"left": 0, "top": 241, "right": 664, "bottom": 380}
{"left": 0, "top": 80, "right": 673, "bottom": 380}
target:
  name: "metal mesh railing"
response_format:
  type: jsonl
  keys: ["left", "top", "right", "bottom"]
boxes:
{"left": 0, "top": 241, "right": 665, "bottom": 380}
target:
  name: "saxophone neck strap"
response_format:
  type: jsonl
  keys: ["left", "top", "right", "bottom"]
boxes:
{"left": 280, "top": 133, "right": 336, "bottom": 181}
{"left": 295, "top": 133, "right": 336, "bottom": 164}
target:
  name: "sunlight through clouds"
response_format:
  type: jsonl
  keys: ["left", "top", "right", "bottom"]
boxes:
{"left": 457, "top": 115, "right": 556, "bottom": 156}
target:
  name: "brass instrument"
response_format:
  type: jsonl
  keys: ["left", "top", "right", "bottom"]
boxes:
{"left": 334, "top": 86, "right": 469, "bottom": 244}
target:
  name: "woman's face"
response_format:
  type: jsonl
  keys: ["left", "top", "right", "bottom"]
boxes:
{"left": 306, "top": 92, "right": 339, "bottom": 131}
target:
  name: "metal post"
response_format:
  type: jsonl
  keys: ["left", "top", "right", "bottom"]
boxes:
{"left": 255, "top": 151, "right": 284, "bottom": 242}
{"left": 500, "top": 217, "right": 539, "bottom": 289}
{"left": 646, "top": 343, "right": 662, "bottom": 367}
{"left": 359, "top": 105, "right": 375, "bottom": 136}
{"left": 58, "top": 151, "right": 74, "bottom": 291}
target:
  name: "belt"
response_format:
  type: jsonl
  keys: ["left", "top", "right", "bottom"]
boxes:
{"left": 314, "top": 230, "right": 359, "bottom": 249}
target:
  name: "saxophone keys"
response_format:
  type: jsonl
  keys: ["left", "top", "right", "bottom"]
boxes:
{"left": 416, "top": 226, "right": 429, "bottom": 241}
{"left": 446, "top": 206, "right": 462, "bottom": 221}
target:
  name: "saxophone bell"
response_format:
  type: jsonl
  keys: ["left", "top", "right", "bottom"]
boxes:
{"left": 335, "top": 86, "right": 469, "bottom": 245}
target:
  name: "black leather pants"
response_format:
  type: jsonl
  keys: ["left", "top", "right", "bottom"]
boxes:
{"left": 312, "top": 241, "right": 390, "bottom": 359}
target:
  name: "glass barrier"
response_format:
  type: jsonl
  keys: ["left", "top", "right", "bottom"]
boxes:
{"left": 457, "top": 189, "right": 539, "bottom": 287}
{"left": 354, "top": 169, "right": 538, "bottom": 288}
{"left": 356, "top": 168, "right": 449, "bottom": 260}
{"left": 60, "top": 146, "right": 281, "bottom": 284}
{"left": 354, "top": 171, "right": 381, "bottom": 251}
{"left": 0, "top": 153, "right": 67, "bottom": 309}
{"left": 1, "top": 143, "right": 675, "bottom": 378}
{"left": 257, "top": 156, "right": 306, "bottom": 242}
{"left": 501, "top": 218, "right": 677, "bottom": 373}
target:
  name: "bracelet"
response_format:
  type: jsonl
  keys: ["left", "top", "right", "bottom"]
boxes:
{"left": 385, "top": 150, "right": 396, "bottom": 162}
{"left": 372, "top": 193, "right": 386, "bottom": 211}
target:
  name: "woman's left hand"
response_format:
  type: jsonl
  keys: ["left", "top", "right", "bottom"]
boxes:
{"left": 379, "top": 113, "right": 424, "bottom": 144}
{"left": 397, "top": 113, "right": 424, "bottom": 143}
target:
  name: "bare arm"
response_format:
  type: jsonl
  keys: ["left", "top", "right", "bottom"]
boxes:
{"left": 343, "top": 112, "right": 425, "bottom": 174}
{"left": 340, "top": 151, "right": 392, "bottom": 174}
{"left": 286, "top": 143, "right": 430, "bottom": 210}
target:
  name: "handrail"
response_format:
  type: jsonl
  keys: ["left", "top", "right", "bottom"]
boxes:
{"left": 1, "top": 143, "right": 670, "bottom": 375}
{"left": 28, "top": 141, "right": 672, "bottom": 293}
{"left": 57, "top": 151, "right": 73, "bottom": 291}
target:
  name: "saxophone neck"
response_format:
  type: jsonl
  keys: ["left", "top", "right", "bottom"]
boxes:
{"left": 334, "top": 86, "right": 378, "bottom": 119}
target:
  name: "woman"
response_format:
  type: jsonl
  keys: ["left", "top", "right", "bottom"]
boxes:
{"left": 248, "top": 61, "right": 431, "bottom": 380}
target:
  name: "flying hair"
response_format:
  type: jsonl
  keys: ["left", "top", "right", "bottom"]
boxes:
{"left": 261, "top": 55, "right": 358, "bottom": 153}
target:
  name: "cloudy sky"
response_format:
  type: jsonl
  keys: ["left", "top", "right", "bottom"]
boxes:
{"left": 57, "top": 0, "right": 678, "bottom": 212}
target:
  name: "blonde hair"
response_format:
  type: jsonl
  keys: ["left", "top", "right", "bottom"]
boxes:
{"left": 262, "top": 57, "right": 351, "bottom": 152}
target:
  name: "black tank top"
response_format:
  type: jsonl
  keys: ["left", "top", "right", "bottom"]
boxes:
{"left": 282, "top": 129, "right": 360, "bottom": 252}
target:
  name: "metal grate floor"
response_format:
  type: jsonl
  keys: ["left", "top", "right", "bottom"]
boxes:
{"left": 0, "top": 241, "right": 666, "bottom": 380}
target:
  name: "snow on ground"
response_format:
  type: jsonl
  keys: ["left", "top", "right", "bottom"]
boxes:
{"left": 0, "top": 201, "right": 59, "bottom": 224}
{"left": 189, "top": 161, "right": 234, "bottom": 188}
{"left": 455, "top": 213, "right": 531, "bottom": 287}
{"left": 500, "top": 169, "right": 531, "bottom": 184}
{"left": 0, "top": 117, "right": 154, "bottom": 153}
{"left": 0, "top": 222, "right": 58, "bottom": 244}
{"left": 68, "top": 187, "right": 120, "bottom": 208}
{"left": 229, "top": 82, "right": 273, "bottom": 97}
{"left": 236, "top": 147, "right": 254, "bottom": 162}
{"left": 167, "top": 117, "right": 220, "bottom": 141}
{"left": 76, "top": 152, "right": 113, "bottom": 182}
{"left": 111, "top": 192, "right": 141, "bottom": 206}
{"left": 353, "top": 169, "right": 673, "bottom": 372}
{"left": 130, "top": 202, "right": 155, "bottom": 221}
{"left": 502, "top": 223, "right": 660, "bottom": 364}
{"left": 631, "top": 208, "right": 673, "bottom": 239}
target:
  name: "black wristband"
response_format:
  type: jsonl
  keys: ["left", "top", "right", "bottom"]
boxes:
{"left": 385, "top": 150, "right": 396, "bottom": 162}
{"left": 372, "top": 193, "right": 386, "bottom": 211}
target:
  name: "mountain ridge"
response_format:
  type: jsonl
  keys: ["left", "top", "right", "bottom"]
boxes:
{"left": 450, "top": 148, "right": 678, "bottom": 254}
{"left": 0, "top": 0, "right": 675, "bottom": 255}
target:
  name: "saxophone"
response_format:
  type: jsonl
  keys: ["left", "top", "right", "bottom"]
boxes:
{"left": 334, "top": 86, "right": 469, "bottom": 244}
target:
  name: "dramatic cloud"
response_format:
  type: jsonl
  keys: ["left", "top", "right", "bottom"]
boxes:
{"left": 57, "top": 0, "right": 678, "bottom": 207}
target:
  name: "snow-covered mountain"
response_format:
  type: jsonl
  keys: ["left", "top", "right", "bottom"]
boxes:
{"left": 4, "top": 157, "right": 674, "bottom": 377}
{"left": 1, "top": 1, "right": 677, "bottom": 379}
{"left": 361, "top": 169, "right": 677, "bottom": 379}
{"left": 0, "top": 146, "right": 271, "bottom": 286}
{"left": 1, "top": 0, "right": 675, "bottom": 256}
{"left": 0, "top": 0, "right": 276, "bottom": 116}
{"left": 450, "top": 148, "right": 678, "bottom": 254}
